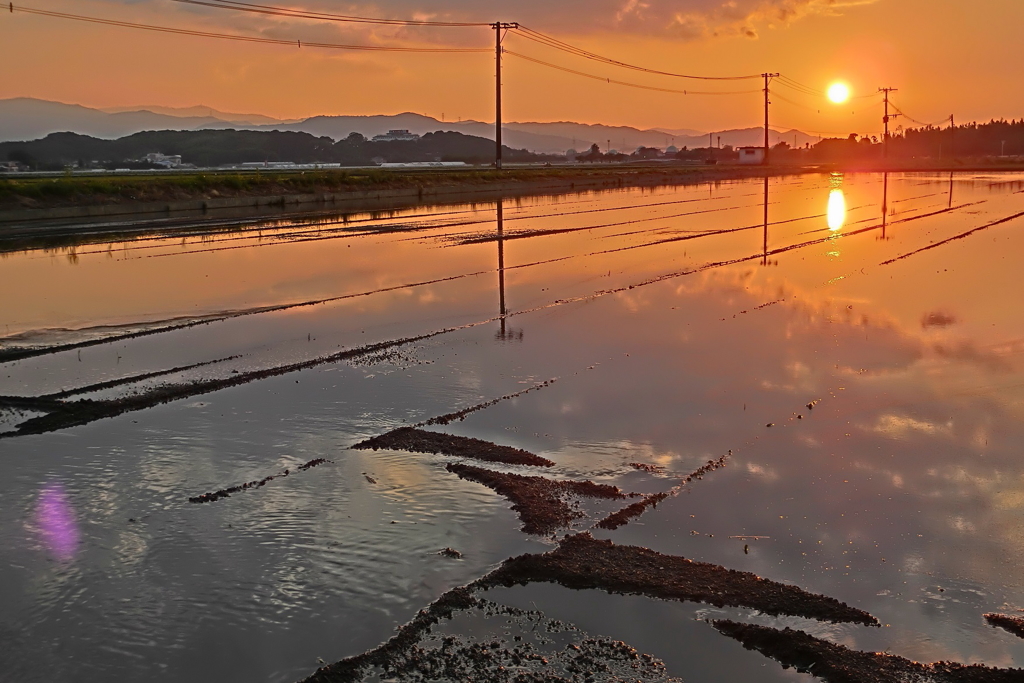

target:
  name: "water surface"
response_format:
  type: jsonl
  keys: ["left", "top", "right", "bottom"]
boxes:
{"left": 3, "top": 171, "right": 1024, "bottom": 681}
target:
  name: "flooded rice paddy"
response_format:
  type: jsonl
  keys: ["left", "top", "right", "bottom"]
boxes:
{"left": 3, "top": 172, "right": 1024, "bottom": 681}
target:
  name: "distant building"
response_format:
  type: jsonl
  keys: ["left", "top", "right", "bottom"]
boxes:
{"left": 665, "top": 145, "right": 679, "bottom": 155}
{"left": 144, "top": 152, "right": 183, "bottom": 168}
{"left": 378, "top": 161, "right": 468, "bottom": 168}
{"left": 239, "top": 161, "right": 297, "bottom": 169}
{"left": 371, "top": 129, "right": 421, "bottom": 142}
{"left": 738, "top": 147, "right": 765, "bottom": 164}
{"left": 0, "top": 161, "right": 24, "bottom": 172}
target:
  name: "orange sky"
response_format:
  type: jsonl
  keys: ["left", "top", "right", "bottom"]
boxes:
{"left": 1, "top": 0, "right": 1021, "bottom": 135}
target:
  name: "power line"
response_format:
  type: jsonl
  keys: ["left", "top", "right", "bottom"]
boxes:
{"left": 7, "top": 4, "right": 489, "bottom": 52}
{"left": 772, "top": 91, "right": 883, "bottom": 113}
{"left": 775, "top": 76, "right": 879, "bottom": 101}
{"left": 505, "top": 50, "right": 761, "bottom": 96}
{"left": 889, "top": 102, "right": 952, "bottom": 128}
{"left": 512, "top": 25, "right": 761, "bottom": 81}
{"left": 176, "top": 1, "right": 765, "bottom": 83}
{"left": 172, "top": 0, "right": 491, "bottom": 27}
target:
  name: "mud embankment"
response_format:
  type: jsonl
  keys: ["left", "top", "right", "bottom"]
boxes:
{"left": 447, "top": 464, "right": 628, "bottom": 535}
{"left": 596, "top": 452, "right": 730, "bottom": 530}
{"left": 985, "top": 613, "right": 1024, "bottom": 639}
{"left": 303, "top": 586, "right": 480, "bottom": 683}
{"left": 353, "top": 427, "right": 554, "bottom": 467}
{"left": 418, "top": 379, "right": 557, "bottom": 427}
{"left": 0, "top": 329, "right": 454, "bottom": 438}
{"left": 477, "top": 533, "right": 878, "bottom": 626}
{"left": 189, "top": 459, "right": 332, "bottom": 504}
{"left": 713, "top": 620, "right": 1023, "bottom": 682}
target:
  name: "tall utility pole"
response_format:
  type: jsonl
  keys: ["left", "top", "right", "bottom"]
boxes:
{"left": 762, "top": 72, "right": 779, "bottom": 165}
{"left": 492, "top": 21, "right": 518, "bottom": 170}
{"left": 879, "top": 88, "right": 899, "bottom": 159}
{"left": 949, "top": 114, "right": 955, "bottom": 161}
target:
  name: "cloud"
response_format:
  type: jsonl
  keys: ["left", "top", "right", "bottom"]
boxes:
{"left": 129, "top": 0, "right": 880, "bottom": 42}
{"left": 665, "top": 0, "right": 882, "bottom": 40}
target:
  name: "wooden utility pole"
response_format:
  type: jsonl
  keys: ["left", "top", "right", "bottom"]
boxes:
{"left": 879, "top": 88, "right": 899, "bottom": 159}
{"left": 762, "top": 72, "right": 779, "bottom": 165}
{"left": 949, "top": 114, "right": 955, "bottom": 161}
{"left": 492, "top": 22, "right": 518, "bottom": 169}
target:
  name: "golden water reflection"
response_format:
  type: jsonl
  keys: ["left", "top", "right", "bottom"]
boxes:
{"left": 827, "top": 188, "right": 847, "bottom": 231}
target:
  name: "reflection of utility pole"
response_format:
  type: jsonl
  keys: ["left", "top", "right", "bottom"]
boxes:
{"left": 880, "top": 171, "right": 889, "bottom": 239}
{"left": 497, "top": 198, "right": 507, "bottom": 338}
{"left": 879, "top": 88, "right": 899, "bottom": 159}
{"left": 492, "top": 21, "right": 519, "bottom": 170}
{"left": 762, "top": 176, "right": 769, "bottom": 265}
{"left": 763, "top": 72, "right": 779, "bottom": 165}
{"left": 493, "top": 199, "right": 522, "bottom": 341}
{"left": 947, "top": 171, "right": 953, "bottom": 210}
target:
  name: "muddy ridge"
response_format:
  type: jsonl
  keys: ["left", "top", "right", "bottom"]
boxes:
{"left": 0, "top": 328, "right": 460, "bottom": 438}
{"left": 595, "top": 491, "right": 671, "bottom": 530}
{"left": 43, "top": 355, "right": 243, "bottom": 400}
{"left": 985, "top": 613, "right": 1024, "bottom": 639}
{"left": 189, "top": 458, "right": 332, "bottom": 504}
{"left": 303, "top": 587, "right": 480, "bottom": 683}
{"left": 683, "top": 452, "right": 730, "bottom": 483}
{"left": 301, "top": 590, "right": 682, "bottom": 683}
{"left": 596, "top": 452, "right": 730, "bottom": 530}
{"left": 477, "top": 533, "right": 878, "bottom": 625}
{"left": 353, "top": 427, "right": 554, "bottom": 467}
{"left": 418, "top": 379, "right": 557, "bottom": 427}
{"left": 446, "top": 463, "right": 627, "bottom": 536}
{"left": 628, "top": 462, "right": 665, "bottom": 473}
{"left": 712, "top": 620, "right": 1023, "bottom": 683}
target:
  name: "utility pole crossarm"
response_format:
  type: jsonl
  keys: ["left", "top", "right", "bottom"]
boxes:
{"left": 492, "top": 21, "right": 519, "bottom": 170}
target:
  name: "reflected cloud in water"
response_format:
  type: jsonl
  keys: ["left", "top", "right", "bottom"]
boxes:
{"left": 33, "top": 483, "right": 79, "bottom": 561}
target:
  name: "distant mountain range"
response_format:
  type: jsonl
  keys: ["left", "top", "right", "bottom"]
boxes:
{"left": 0, "top": 98, "right": 819, "bottom": 153}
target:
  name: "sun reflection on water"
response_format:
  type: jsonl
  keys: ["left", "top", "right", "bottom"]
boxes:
{"left": 827, "top": 188, "right": 847, "bottom": 231}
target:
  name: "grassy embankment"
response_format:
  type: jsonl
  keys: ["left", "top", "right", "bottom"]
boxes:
{"left": 0, "top": 166, "right": 772, "bottom": 211}
{"left": 2, "top": 161, "right": 1020, "bottom": 214}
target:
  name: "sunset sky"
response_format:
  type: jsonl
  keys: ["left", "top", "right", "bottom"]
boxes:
{"left": 2, "top": 0, "right": 1021, "bottom": 135}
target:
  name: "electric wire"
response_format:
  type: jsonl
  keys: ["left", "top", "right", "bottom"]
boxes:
{"left": 505, "top": 50, "right": 760, "bottom": 96}
{"left": 512, "top": 25, "right": 761, "bottom": 81}
{"left": 172, "top": 0, "right": 491, "bottom": 27}
{"left": 776, "top": 76, "right": 879, "bottom": 101}
{"left": 7, "top": 4, "right": 489, "bottom": 51}
{"left": 890, "top": 103, "right": 952, "bottom": 128}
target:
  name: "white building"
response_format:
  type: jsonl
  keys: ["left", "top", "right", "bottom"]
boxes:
{"left": 371, "top": 129, "right": 421, "bottom": 142}
{"left": 144, "top": 153, "right": 183, "bottom": 168}
{"left": 737, "top": 147, "right": 765, "bottom": 164}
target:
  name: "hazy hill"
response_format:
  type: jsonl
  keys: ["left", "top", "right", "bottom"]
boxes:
{"left": 0, "top": 98, "right": 818, "bottom": 153}
{"left": 202, "top": 113, "right": 585, "bottom": 155}
{"left": 0, "top": 98, "right": 268, "bottom": 143}
{"left": 1, "top": 99, "right": 714, "bottom": 153}
{"left": 99, "top": 104, "right": 291, "bottom": 126}
{"left": 0, "top": 129, "right": 554, "bottom": 169}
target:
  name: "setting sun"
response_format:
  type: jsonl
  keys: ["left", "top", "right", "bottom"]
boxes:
{"left": 827, "top": 82, "right": 851, "bottom": 104}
